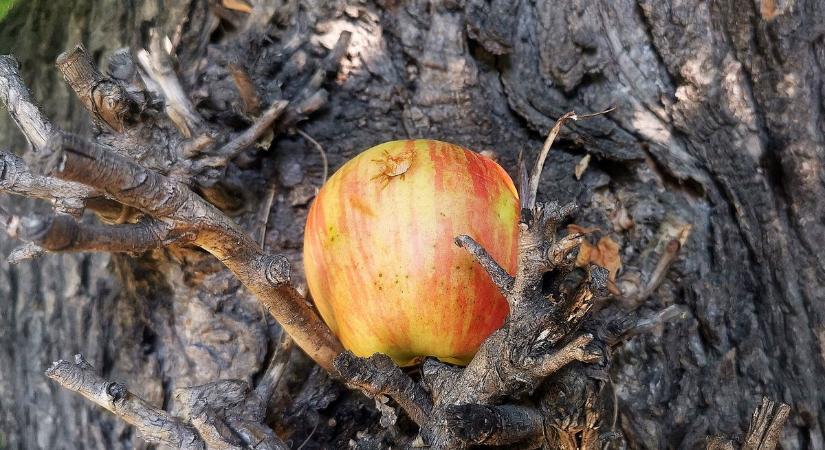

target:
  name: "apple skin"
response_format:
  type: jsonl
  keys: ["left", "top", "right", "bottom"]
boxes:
{"left": 303, "top": 139, "right": 519, "bottom": 366}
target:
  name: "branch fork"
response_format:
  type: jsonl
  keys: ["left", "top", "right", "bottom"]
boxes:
{"left": 1, "top": 35, "right": 350, "bottom": 368}
{"left": 1, "top": 26, "right": 352, "bottom": 447}
{"left": 46, "top": 354, "right": 289, "bottom": 450}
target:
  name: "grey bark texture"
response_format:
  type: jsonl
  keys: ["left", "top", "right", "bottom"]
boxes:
{"left": 0, "top": 0, "right": 822, "bottom": 449}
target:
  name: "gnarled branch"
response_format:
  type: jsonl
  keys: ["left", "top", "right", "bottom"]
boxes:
{"left": 334, "top": 351, "right": 433, "bottom": 427}
{"left": 18, "top": 213, "right": 174, "bottom": 253}
{"left": 42, "top": 132, "right": 342, "bottom": 371}
{"left": 0, "top": 55, "right": 56, "bottom": 151}
{"left": 46, "top": 355, "right": 206, "bottom": 450}
{"left": 445, "top": 404, "right": 544, "bottom": 446}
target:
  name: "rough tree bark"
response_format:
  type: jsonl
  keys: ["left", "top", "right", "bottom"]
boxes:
{"left": 0, "top": 0, "right": 821, "bottom": 449}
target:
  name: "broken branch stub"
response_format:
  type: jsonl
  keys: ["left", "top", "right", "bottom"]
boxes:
{"left": 136, "top": 31, "right": 205, "bottom": 137}
{"left": 55, "top": 44, "right": 139, "bottom": 132}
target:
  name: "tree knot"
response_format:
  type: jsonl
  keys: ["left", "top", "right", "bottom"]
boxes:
{"left": 0, "top": 153, "right": 20, "bottom": 188}
{"left": 264, "top": 254, "right": 291, "bottom": 286}
{"left": 106, "top": 382, "right": 128, "bottom": 401}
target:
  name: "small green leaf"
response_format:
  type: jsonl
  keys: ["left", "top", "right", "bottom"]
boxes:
{"left": 0, "top": 0, "right": 16, "bottom": 23}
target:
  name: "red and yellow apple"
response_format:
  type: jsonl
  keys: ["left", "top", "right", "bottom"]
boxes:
{"left": 303, "top": 140, "right": 519, "bottom": 366}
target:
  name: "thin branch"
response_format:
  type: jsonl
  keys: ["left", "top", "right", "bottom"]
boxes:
{"left": 180, "top": 134, "right": 216, "bottom": 159}
{"left": 454, "top": 234, "right": 514, "bottom": 295}
{"left": 45, "top": 355, "right": 206, "bottom": 450}
{"left": 279, "top": 90, "right": 328, "bottom": 130}
{"left": 296, "top": 128, "right": 328, "bottom": 183}
{"left": 254, "top": 178, "right": 278, "bottom": 248}
{"left": 334, "top": 351, "right": 433, "bottom": 427}
{"left": 0, "top": 55, "right": 56, "bottom": 150}
{"left": 252, "top": 332, "right": 294, "bottom": 415}
{"left": 0, "top": 150, "right": 92, "bottom": 215}
{"left": 520, "top": 333, "right": 600, "bottom": 376}
{"left": 196, "top": 100, "right": 289, "bottom": 170}
{"left": 19, "top": 213, "right": 174, "bottom": 253}
{"left": 523, "top": 112, "right": 578, "bottom": 210}
{"left": 523, "top": 108, "right": 614, "bottom": 210}
{"left": 517, "top": 149, "right": 529, "bottom": 203}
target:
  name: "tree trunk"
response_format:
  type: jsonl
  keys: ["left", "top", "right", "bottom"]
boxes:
{"left": 1, "top": 0, "right": 823, "bottom": 449}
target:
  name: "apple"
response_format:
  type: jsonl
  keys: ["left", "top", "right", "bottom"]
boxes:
{"left": 303, "top": 140, "right": 519, "bottom": 366}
